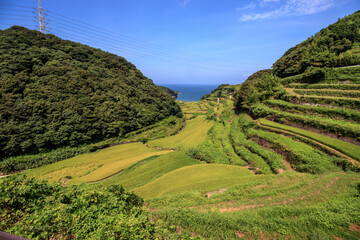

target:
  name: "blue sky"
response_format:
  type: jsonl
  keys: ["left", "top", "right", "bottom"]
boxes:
{"left": 1, "top": 0, "right": 359, "bottom": 85}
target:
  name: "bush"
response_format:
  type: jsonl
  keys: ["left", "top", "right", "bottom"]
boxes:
{"left": 0, "top": 175, "right": 155, "bottom": 239}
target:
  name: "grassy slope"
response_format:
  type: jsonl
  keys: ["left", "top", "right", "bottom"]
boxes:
{"left": 133, "top": 164, "right": 256, "bottom": 199}
{"left": 98, "top": 151, "right": 199, "bottom": 189}
{"left": 147, "top": 115, "right": 213, "bottom": 150}
{"left": 27, "top": 143, "right": 172, "bottom": 183}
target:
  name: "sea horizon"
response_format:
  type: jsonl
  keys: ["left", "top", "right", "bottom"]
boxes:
{"left": 162, "top": 83, "right": 219, "bottom": 102}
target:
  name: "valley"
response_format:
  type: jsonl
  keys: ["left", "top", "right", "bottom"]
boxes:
{"left": 1, "top": 9, "right": 360, "bottom": 240}
{"left": 17, "top": 88, "right": 360, "bottom": 239}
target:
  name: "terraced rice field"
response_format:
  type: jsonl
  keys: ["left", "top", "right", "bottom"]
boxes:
{"left": 28, "top": 143, "right": 172, "bottom": 183}
{"left": 23, "top": 90, "right": 360, "bottom": 239}
{"left": 285, "top": 86, "right": 360, "bottom": 109}
{"left": 133, "top": 164, "right": 257, "bottom": 199}
{"left": 259, "top": 118, "right": 360, "bottom": 162}
{"left": 149, "top": 171, "right": 360, "bottom": 239}
{"left": 147, "top": 115, "right": 213, "bottom": 150}
{"left": 98, "top": 151, "right": 199, "bottom": 189}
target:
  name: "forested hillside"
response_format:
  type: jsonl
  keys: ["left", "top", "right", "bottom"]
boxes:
{"left": 0, "top": 26, "right": 181, "bottom": 159}
{"left": 233, "top": 11, "right": 360, "bottom": 176}
{"left": 236, "top": 11, "right": 360, "bottom": 108}
{"left": 158, "top": 85, "right": 178, "bottom": 99}
{"left": 273, "top": 10, "right": 360, "bottom": 78}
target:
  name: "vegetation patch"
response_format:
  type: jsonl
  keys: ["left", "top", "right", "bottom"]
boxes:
{"left": 0, "top": 175, "right": 156, "bottom": 239}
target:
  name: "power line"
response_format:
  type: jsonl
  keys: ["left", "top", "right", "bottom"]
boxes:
{"left": 47, "top": 10, "right": 204, "bottom": 59}
{"left": 46, "top": 13, "right": 217, "bottom": 65}
{"left": 0, "top": 4, "right": 242, "bottom": 71}
{"left": 1, "top": 4, "right": 217, "bottom": 64}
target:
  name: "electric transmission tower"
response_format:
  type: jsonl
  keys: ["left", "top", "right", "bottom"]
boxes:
{"left": 36, "top": 0, "right": 47, "bottom": 33}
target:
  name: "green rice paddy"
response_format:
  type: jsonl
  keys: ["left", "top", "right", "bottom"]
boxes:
{"left": 98, "top": 151, "right": 199, "bottom": 189}
{"left": 133, "top": 164, "right": 256, "bottom": 199}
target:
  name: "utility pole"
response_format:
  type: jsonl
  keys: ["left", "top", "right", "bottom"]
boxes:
{"left": 37, "top": 0, "right": 46, "bottom": 33}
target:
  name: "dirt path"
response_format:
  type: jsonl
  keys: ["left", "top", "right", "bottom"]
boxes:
{"left": 203, "top": 188, "right": 227, "bottom": 198}
{"left": 285, "top": 88, "right": 300, "bottom": 97}
{"left": 87, "top": 169, "right": 125, "bottom": 183}
{"left": 0, "top": 175, "right": 11, "bottom": 178}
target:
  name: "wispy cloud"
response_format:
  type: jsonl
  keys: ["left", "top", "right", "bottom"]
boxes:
{"left": 236, "top": 2, "right": 257, "bottom": 11}
{"left": 262, "top": 0, "right": 281, "bottom": 3}
{"left": 179, "top": 0, "right": 191, "bottom": 7}
{"left": 239, "top": 0, "right": 336, "bottom": 22}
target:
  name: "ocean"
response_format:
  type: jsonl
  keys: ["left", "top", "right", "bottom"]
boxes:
{"left": 163, "top": 84, "right": 218, "bottom": 102}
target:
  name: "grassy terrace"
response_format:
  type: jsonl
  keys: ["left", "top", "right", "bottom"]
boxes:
{"left": 291, "top": 94, "right": 360, "bottom": 109}
{"left": 259, "top": 118, "right": 360, "bottom": 162}
{"left": 250, "top": 103, "right": 360, "bottom": 140}
{"left": 230, "top": 116, "right": 286, "bottom": 173}
{"left": 293, "top": 89, "right": 360, "bottom": 98}
{"left": 288, "top": 83, "right": 360, "bottom": 90}
{"left": 264, "top": 99, "right": 360, "bottom": 122}
{"left": 195, "top": 122, "right": 247, "bottom": 167}
{"left": 247, "top": 129, "right": 339, "bottom": 174}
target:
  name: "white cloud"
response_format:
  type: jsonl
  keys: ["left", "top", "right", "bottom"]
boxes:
{"left": 179, "top": 0, "right": 191, "bottom": 7}
{"left": 239, "top": 0, "right": 336, "bottom": 22}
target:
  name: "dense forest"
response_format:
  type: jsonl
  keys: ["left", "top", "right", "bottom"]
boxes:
{"left": 0, "top": 26, "right": 182, "bottom": 160}
{"left": 273, "top": 10, "right": 360, "bottom": 78}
